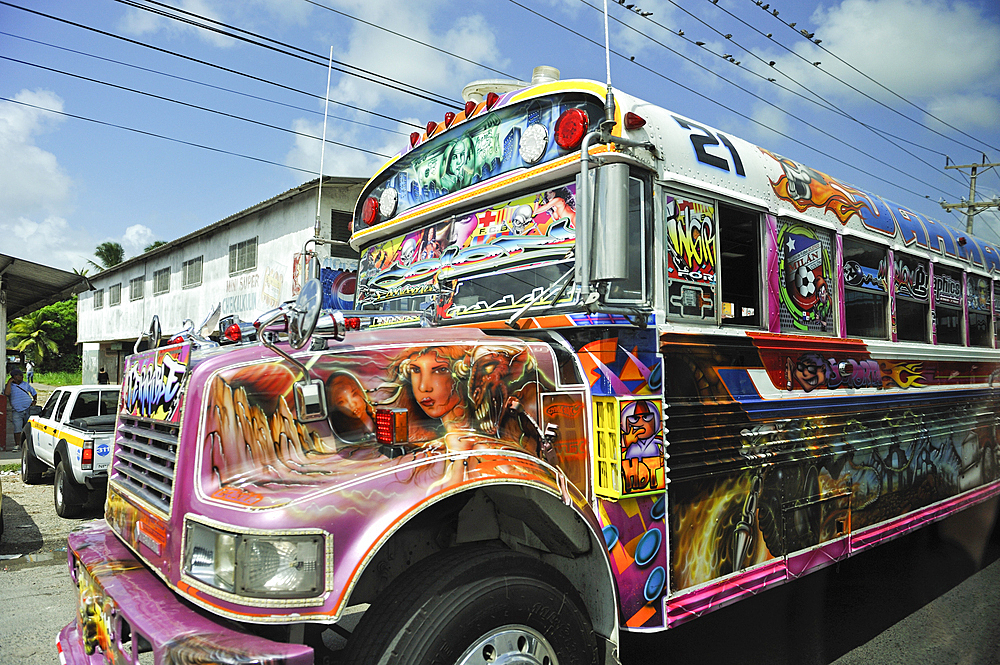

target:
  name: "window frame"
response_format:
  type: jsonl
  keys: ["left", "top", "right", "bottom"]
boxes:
{"left": 605, "top": 173, "right": 652, "bottom": 305}
{"left": 229, "top": 237, "right": 258, "bottom": 276}
{"left": 93, "top": 289, "right": 104, "bottom": 310}
{"left": 109, "top": 283, "right": 122, "bottom": 307}
{"left": 129, "top": 275, "right": 145, "bottom": 301}
{"left": 933, "top": 264, "right": 964, "bottom": 346}
{"left": 153, "top": 267, "right": 171, "bottom": 296}
{"left": 842, "top": 237, "right": 889, "bottom": 340}
{"left": 893, "top": 252, "right": 930, "bottom": 343}
{"left": 182, "top": 256, "right": 204, "bottom": 289}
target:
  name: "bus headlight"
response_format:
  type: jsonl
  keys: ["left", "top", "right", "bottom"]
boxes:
{"left": 184, "top": 522, "right": 324, "bottom": 599}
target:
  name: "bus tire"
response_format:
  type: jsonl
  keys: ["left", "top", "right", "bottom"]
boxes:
{"left": 341, "top": 542, "right": 599, "bottom": 665}
{"left": 21, "top": 441, "right": 45, "bottom": 485}
{"left": 55, "top": 460, "right": 86, "bottom": 518}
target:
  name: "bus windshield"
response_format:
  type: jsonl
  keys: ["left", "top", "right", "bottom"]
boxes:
{"left": 357, "top": 182, "right": 578, "bottom": 325}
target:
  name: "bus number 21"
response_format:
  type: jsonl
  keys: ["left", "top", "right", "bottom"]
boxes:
{"left": 673, "top": 116, "right": 746, "bottom": 177}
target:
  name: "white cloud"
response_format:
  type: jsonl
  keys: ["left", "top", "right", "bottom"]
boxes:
{"left": 118, "top": 0, "right": 314, "bottom": 46}
{"left": 284, "top": 117, "right": 399, "bottom": 179}
{"left": 765, "top": 0, "right": 1000, "bottom": 130}
{"left": 123, "top": 224, "right": 158, "bottom": 255}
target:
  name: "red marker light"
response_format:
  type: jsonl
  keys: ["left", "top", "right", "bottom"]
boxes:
{"left": 426, "top": 120, "right": 437, "bottom": 136}
{"left": 465, "top": 100, "right": 476, "bottom": 117}
{"left": 81, "top": 445, "right": 93, "bottom": 470}
{"left": 444, "top": 111, "right": 456, "bottom": 127}
{"left": 554, "top": 108, "right": 589, "bottom": 149}
{"left": 624, "top": 112, "right": 646, "bottom": 130}
{"left": 224, "top": 323, "right": 242, "bottom": 342}
{"left": 345, "top": 317, "right": 361, "bottom": 330}
{"left": 410, "top": 131, "right": 420, "bottom": 147}
{"left": 169, "top": 335, "right": 184, "bottom": 345}
{"left": 361, "top": 196, "right": 380, "bottom": 226}
{"left": 486, "top": 92, "right": 500, "bottom": 110}
{"left": 375, "top": 408, "right": 408, "bottom": 444}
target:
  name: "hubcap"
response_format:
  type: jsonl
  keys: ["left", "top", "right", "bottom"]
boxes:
{"left": 456, "top": 625, "right": 558, "bottom": 665}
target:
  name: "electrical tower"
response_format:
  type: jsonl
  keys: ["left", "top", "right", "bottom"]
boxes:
{"left": 939, "top": 155, "right": 1000, "bottom": 234}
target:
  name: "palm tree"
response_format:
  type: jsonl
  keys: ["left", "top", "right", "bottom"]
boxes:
{"left": 7, "top": 309, "right": 59, "bottom": 365}
{"left": 144, "top": 240, "right": 167, "bottom": 252}
{"left": 89, "top": 241, "right": 125, "bottom": 270}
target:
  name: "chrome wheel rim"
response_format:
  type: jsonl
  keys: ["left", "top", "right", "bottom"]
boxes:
{"left": 455, "top": 625, "right": 558, "bottom": 665}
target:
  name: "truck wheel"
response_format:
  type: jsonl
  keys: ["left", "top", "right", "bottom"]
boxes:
{"left": 55, "top": 460, "right": 86, "bottom": 518}
{"left": 21, "top": 443, "right": 45, "bottom": 484}
{"left": 341, "top": 543, "right": 599, "bottom": 665}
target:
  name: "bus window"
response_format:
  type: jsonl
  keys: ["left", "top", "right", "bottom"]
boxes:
{"left": 968, "top": 274, "right": 992, "bottom": 347}
{"left": 934, "top": 265, "right": 964, "bottom": 345}
{"left": 606, "top": 175, "right": 650, "bottom": 303}
{"left": 719, "top": 205, "right": 761, "bottom": 328}
{"left": 994, "top": 281, "right": 1000, "bottom": 347}
{"left": 777, "top": 219, "right": 835, "bottom": 334}
{"left": 664, "top": 192, "right": 717, "bottom": 323}
{"left": 894, "top": 253, "right": 930, "bottom": 343}
{"left": 843, "top": 238, "right": 888, "bottom": 339}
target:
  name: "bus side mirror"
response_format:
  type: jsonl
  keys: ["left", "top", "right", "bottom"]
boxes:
{"left": 591, "top": 162, "right": 630, "bottom": 283}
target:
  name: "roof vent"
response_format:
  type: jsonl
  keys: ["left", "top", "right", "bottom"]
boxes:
{"left": 461, "top": 66, "right": 560, "bottom": 103}
{"left": 531, "top": 66, "right": 560, "bottom": 85}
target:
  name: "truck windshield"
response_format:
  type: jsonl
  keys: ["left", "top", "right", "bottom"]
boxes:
{"left": 70, "top": 390, "right": 119, "bottom": 420}
{"left": 356, "top": 181, "right": 578, "bottom": 326}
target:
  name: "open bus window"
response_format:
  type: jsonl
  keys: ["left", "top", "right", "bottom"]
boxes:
{"left": 934, "top": 265, "right": 964, "bottom": 345}
{"left": 719, "top": 205, "right": 761, "bottom": 328}
{"left": 843, "top": 238, "right": 888, "bottom": 339}
{"left": 968, "top": 274, "right": 992, "bottom": 347}
{"left": 606, "top": 175, "right": 649, "bottom": 303}
{"left": 894, "top": 253, "right": 930, "bottom": 343}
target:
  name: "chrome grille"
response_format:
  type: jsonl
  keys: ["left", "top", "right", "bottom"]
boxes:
{"left": 113, "top": 415, "right": 179, "bottom": 513}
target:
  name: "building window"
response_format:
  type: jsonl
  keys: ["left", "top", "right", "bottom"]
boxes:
{"left": 130, "top": 276, "right": 144, "bottom": 301}
{"left": 229, "top": 237, "right": 257, "bottom": 275}
{"left": 843, "top": 238, "right": 888, "bottom": 339}
{"left": 153, "top": 267, "right": 171, "bottom": 295}
{"left": 894, "top": 254, "right": 929, "bottom": 343}
{"left": 934, "top": 266, "right": 963, "bottom": 345}
{"left": 93, "top": 289, "right": 104, "bottom": 309}
{"left": 110, "top": 283, "right": 121, "bottom": 307}
{"left": 183, "top": 256, "right": 203, "bottom": 288}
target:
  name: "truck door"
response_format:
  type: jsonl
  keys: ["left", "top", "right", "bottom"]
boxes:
{"left": 32, "top": 389, "right": 68, "bottom": 465}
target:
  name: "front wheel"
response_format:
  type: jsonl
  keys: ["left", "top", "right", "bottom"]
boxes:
{"left": 341, "top": 543, "right": 599, "bottom": 665}
{"left": 21, "top": 442, "right": 45, "bottom": 484}
{"left": 54, "top": 460, "right": 87, "bottom": 518}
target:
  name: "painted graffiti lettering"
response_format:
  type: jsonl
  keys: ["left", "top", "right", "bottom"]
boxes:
{"left": 787, "top": 353, "right": 881, "bottom": 392}
{"left": 894, "top": 258, "right": 928, "bottom": 300}
{"left": 934, "top": 273, "right": 962, "bottom": 306}
{"left": 665, "top": 199, "right": 716, "bottom": 282}
{"left": 122, "top": 353, "right": 186, "bottom": 420}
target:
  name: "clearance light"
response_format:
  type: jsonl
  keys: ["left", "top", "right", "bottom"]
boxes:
{"left": 426, "top": 120, "right": 437, "bottom": 136}
{"left": 554, "top": 108, "right": 589, "bottom": 149}
{"left": 410, "top": 131, "right": 420, "bottom": 147}
{"left": 379, "top": 188, "right": 398, "bottom": 218}
{"left": 465, "top": 100, "right": 476, "bottom": 117}
{"left": 361, "top": 196, "right": 380, "bottom": 226}
{"left": 169, "top": 335, "right": 185, "bottom": 345}
{"left": 519, "top": 123, "right": 549, "bottom": 164}
{"left": 375, "top": 408, "right": 408, "bottom": 445}
{"left": 444, "top": 111, "right": 456, "bottom": 127}
{"left": 224, "top": 323, "right": 242, "bottom": 342}
{"left": 486, "top": 92, "right": 500, "bottom": 110}
{"left": 345, "top": 317, "right": 361, "bottom": 330}
{"left": 624, "top": 112, "right": 646, "bottom": 130}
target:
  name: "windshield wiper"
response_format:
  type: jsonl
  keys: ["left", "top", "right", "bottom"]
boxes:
{"left": 506, "top": 267, "right": 575, "bottom": 328}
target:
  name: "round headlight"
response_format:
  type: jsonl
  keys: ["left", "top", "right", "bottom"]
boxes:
{"left": 519, "top": 123, "right": 549, "bottom": 164}
{"left": 379, "top": 187, "right": 398, "bottom": 218}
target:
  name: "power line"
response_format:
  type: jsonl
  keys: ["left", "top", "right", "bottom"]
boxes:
{"left": 0, "top": 30, "right": 408, "bottom": 136}
{"left": 506, "top": 0, "right": 932, "bottom": 200}
{"left": 300, "top": 0, "right": 518, "bottom": 81}
{"left": 1, "top": 95, "right": 321, "bottom": 175}
{"left": 114, "top": 0, "right": 461, "bottom": 108}
{"left": 581, "top": 0, "right": 959, "bottom": 197}
{"left": 0, "top": 1, "right": 422, "bottom": 129}
{"left": 741, "top": 0, "right": 1000, "bottom": 154}
{"left": 1, "top": 55, "right": 393, "bottom": 158}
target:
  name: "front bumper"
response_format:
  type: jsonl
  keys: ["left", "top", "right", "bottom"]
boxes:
{"left": 57, "top": 521, "right": 314, "bottom": 665}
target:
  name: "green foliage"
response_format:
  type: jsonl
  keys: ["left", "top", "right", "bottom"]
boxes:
{"left": 90, "top": 241, "right": 125, "bottom": 270}
{"left": 34, "top": 370, "right": 82, "bottom": 387}
{"left": 7, "top": 296, "right": 80, "bottom": 373}
{"left": 145, "top": 240, "right": 167, "bottom": 252}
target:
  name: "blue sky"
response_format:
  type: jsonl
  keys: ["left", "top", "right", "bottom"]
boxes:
{"left": 2, "top": 0, "right": 999, "bottom": 272}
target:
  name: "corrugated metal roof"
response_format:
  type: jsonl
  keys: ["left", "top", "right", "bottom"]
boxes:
{"left": 0, "top": 253, "right": 91, "bottom": 319}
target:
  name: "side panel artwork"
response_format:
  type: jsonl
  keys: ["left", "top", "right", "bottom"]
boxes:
{"left": 663, "top": 194, "right": 717, "bottom": 322}
{"left": 777, "top": 220, "right": 835, "bottom": 333}
{"left": 119, "top": 343, "right": 190, "bottom": 423}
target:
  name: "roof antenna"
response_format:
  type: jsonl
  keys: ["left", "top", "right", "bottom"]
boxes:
{"left": 303, "top": 45, "right": 335, "bottom": 290}
{"left": 601, "top": 0, "right": 616, "bottom": 137}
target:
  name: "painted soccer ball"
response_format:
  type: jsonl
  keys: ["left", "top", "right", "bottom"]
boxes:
{"left": 794, "top": 266, "right": 816, "bottom": 297}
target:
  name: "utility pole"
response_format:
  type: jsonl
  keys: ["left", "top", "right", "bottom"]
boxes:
{"left": 939, "top": 154, "right": 1000, "bottom": 234}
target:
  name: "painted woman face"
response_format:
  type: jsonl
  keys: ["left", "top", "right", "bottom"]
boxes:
{"left": 410, "top": 352, "right": 462, "bottom": 418}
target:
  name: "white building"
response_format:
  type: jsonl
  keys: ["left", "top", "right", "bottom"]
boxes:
{"left": 77, "top": 177, "right": 365, "bottom": 384}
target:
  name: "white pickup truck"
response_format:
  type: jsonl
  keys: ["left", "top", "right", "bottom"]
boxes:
{"left": 21, "top": 385, "right": 120, "bottom": 517}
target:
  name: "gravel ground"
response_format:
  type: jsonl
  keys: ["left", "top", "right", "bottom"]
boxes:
{"left": 0, "top": 469, "right": 104, "bottom": 665}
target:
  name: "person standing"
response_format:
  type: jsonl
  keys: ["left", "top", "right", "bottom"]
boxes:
{"left": 4, "top": 368, "right": 37, "bottom": 451}
{"left": 97, "top": 367, "right": 110, "bottom": 385}
{"left": 25, "top": 359, "right": 34, "bottom": 383}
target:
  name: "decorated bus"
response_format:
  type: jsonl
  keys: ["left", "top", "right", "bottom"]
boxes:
{"left": 58, "top": 66, "right": 1000, "bottom": 665}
